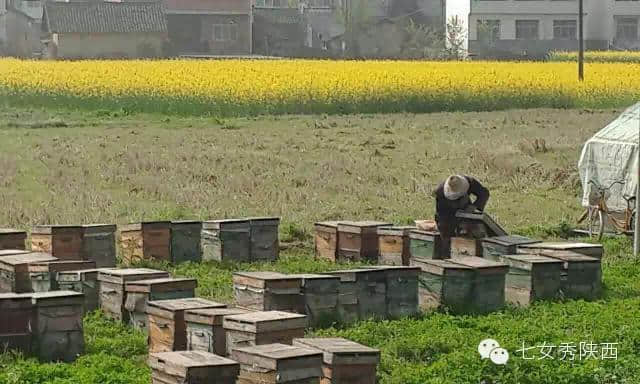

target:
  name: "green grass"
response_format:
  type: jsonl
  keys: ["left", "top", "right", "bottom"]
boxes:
{"left": 549, "top": 51, "right": 640, "bottom": 64}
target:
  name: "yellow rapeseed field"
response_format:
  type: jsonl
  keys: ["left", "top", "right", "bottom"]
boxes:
{"left": 0, "top": 58, "right": 638, "bottom": 116}
{"left": 549, "top": 50, "right": 640, "bottom": 63}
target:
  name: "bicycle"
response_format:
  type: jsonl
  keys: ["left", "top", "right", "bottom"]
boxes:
{"left": 577, "top": 180, "right": 636, "bottom": 241}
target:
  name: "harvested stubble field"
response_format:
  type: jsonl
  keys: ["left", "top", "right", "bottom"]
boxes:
{"left": 1, "top": 107, "right": 640, "bottom": 384}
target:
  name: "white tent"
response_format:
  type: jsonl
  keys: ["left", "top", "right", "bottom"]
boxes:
{"left": 578, "top": 103, "right": 640, "bottom": 212}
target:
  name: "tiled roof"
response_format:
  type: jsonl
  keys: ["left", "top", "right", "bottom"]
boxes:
{"left": 253, "top": 8, "right": 303, "bottom": 25}
{"left": 164, "top": 0, "right": 250, "bottom": 13}
{"left": 43, "top": 1, "right": 167, "bottom": 34}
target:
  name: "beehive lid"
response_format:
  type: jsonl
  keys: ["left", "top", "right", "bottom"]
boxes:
{"left": 328, "top": 268, "right": 385, "bottom": 283}
{"left": 494, "top": 254, "right": 564, "bottom": 271}
{"left": 519, "top": 242, "right": 602, "bottom": 251}
{"left": 185, "top": 307, "right": 250, "bottom": 326}
{"left": 338, "top": 221, "right": 392, "bottom": 233}
{"left": 149, "top": 351, "right": 239, "bottom": 378}
{"left": 409, "top": 229, "right": 439, "bottom": 238}
{"left": 450, "top": 256, "right": 509, "bottom": 274}
{"left": 454, "top": 212, "right": 508, "bottom": 237}
{"left": 32, "top": 225, "right": 82, "bottom": 234}
{"left": 377, "top": 226, "right": 416, "bottom": 236}
{"left": 0, "top": 249, "right": 30, "bottom": 257}
{"left": 367, "top": 265, "right": 421, "bottom": 274}
{"left": 314, "top": 221, "right": 341, "bottom": 229}
{"left": 233, "top": 271, "right": 301, "bottom": 290}
{"left": 31, "top": 290, "right": 84, "bottom": 306}
{"left": 538, "top": 250, "right": 600, "bottom": 263}
{"left": 483, "top": 235, "right": 539, "bottom": 247}
{"left": 410, "top": 258, "right": 472, "bottom": 275}
{"left": 0, "top": 252, "right": 58, "bottom": 268}
{"left": 29, "top": 260, "right": 96, "bottom": 274}
{"left": 293, "top": 338, "right": 380, "bottom": 365}
{"left": 231, "top": 343, "right": 322, "bottom": 373}
{"left": 120, "top": 222, "right": 171, "bottom": 232}
{"left": 97, "top": 268, "right": 170, "bottom": 284}
{"left": 56, "top": 268, "right": 103, "bottom": 282}
{"left": 171, "top": 220, "right": 202, "bottom": 228}
{"left": 83, "top": 224, "right": 117, "bottom": 232}
{"left": 125, "top": 277, "right": 198, "bottom": 293}
{"left": 0, "top": 229, "right": 26, "bottom": 235}
{"left": 223, "top": 311, "right": 307, "bottom": 333}
{"left": 148, "top": 298, "right": 226, "bottom": 318}
{"left": 248, "top": 217, "right": 281, "bottom": 226}
{"left": 0, "top": 292, "right": 34, "bottom": 310}
{"left": 202, "top": 219, "right": 250, "bottom": 231}
{"left": 292, "top": 273, "right": 340, "bottom": 282}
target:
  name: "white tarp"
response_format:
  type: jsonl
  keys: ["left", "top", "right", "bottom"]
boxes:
{"left": 578, "top": 103, "right": 640, "bottom": 212}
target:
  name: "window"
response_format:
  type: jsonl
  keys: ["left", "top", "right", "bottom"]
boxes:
{"left": 516, "top": 20, "right": 539, "bottom": 40}
{"left": 212, "top": 24, "right": 238, "bottom": 42}
{"left": 616, "top": 17, "right": 638, "bottom": 41}
{"left": 477, "top": 20, "right": 500, "bottom": 41}
{"left": 553, "top": 20, "right": 577, "bottom": 40}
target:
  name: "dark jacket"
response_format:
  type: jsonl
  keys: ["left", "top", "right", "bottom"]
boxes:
{"left": 433, "top": 176, "right": 490, "bottom": 226}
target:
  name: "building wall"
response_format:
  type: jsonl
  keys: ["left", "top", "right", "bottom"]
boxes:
{"left": 0, "top": 0, "right": 7, "bottom": 54}
{"left": 5, "top": 9, "right": 39, "bottom": 57}
{"left": 53, "top": 32, "right": 165, "bottom": 58}
{"left": 167, "top": 13, "right": 250, "bottom": 55}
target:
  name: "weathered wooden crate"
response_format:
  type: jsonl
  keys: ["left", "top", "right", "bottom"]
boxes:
{"left": 482, "top": 236, "right": 541, "bottom": 258}
{"left": 333, "top": 277, "right": 358, "bottom": 325}
{"left": 377, "top": 226, "right": 415, "bottom": 266}
{"left": 518, "top": 242, "right": 604, "bottom": 259}
{"left": 223, "top": 311, "right": 307, "bottom": 356}
{"left": 232, "top": 343, "right": 323, "bottom": 384}
{"left": 233, "top": 271, "right": 304, "bottom": 313}
{"left": 97, "top": 268, "right": 170, "bottom": 322}
{"left": 409, "top": 230, "right": 447, "bottom": 260}
{"left": 31, "top": 290, "right": 85, "bottom": 362}
{"left": 82, "top": 224, "right": 117, "bottom": 268}
{"left": 537, "top": 250, "right": 602, "bottom": 300}
{"left": 0, "top": 229, "right": 27, "bottom": 251}
{"left": 410, "top": 258, "right": 474, "bottom": 313}
{"left": 293, "top": 338, "right": 380, "bottom": 384}
{"left": 31, "top": 225, "right": 84, "bottom": 261}
{"left": 185, "top": 307, "right": 249, "bottom": 356}
{"left": 248, "top": 217, "right": 281, "bottom": 262}
{"left": 0, "top": 293, "right": 34, "bottom": 355}
{"left": 28, "top": 260, "right": 96, "bottom": 292}
{"left": 328, "top": 269, "right": 386, "bottom": 320}
{"left": 201, "top": 219, "right": 251, "bottom": 263}
{"left": 369, "top": 266, "right": 420, "bottom": 319}
{"left": 484, "top": 253, "right": 563, "bottom": 306}
{"left": 170, "top": 221, "right": 202, "bottom": 264}
{"left": 0, "top": 253, "right": 58, "bottom": 293}
{"left": 450, "top": 237, "right": 484, "bottom": 257}
{"left": 291, "top": 274, "right": 340, "bottom": 328}
{"left": 125, "top": 278, "right": 198, "bottom": 331}
{"left": 56, "top": 269, "right": 102, "bottom": 313}
{"left": 449, "top": 256, "right": 508, "bottom": 314}
{"left": 147, "top": 298, "right": 227, "bottom": 353}
{"left": 119, "top": 222, "right": 172, "bottom": 265}
{"left": 149, "top": 350, "right": 240, "bottom": 384}
{"left": 314, "top": 221, "right": 340, "bottom": 262}
{"left": 454, "top": 212, "right": 508, "bottom": 237}
{"left": 337, "top": 221, "right": 391, "bottom": 262}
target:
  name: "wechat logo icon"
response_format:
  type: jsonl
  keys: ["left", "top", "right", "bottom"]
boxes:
{"left": 478, "top": 338, "right": 509, "bottom": 365}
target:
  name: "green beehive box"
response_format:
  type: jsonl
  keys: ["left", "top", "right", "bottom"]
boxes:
{"left": 537, "top": 250, "right": 602, "bottom": 300}
{"left": 28, "top": 260, "right": 96, "bottom": 293}
{"left": 56, "top": 269, "right": 103, "bottom": 313}
{"left": 248, "top": 217, "right": 281, "bottom": 262}
{"left": 0, "top": 253, "right": 58, "bottom": 293}
{"left": 410, "top": 258, "right": 474, "bottom": 314}
{"left": 201, "top": 220, "right": 250, "bottom": 262}
{"left": 170, "top": 221, "right": 202, "bottom": 264}
{"left": 369, "top": 266, "right": 420, "bottom": 319}
{"left": 409, "top": 230, "right": 447, "bottom": 260}
{"left": 482, "top": 235, "right": 540, "bottom": 259}
{"left": 450, "top": 256, "right": 508, "bottom": 314}
{"left": 82, "top": 224, "right": 117, "bottom": 268}
{"left": 329, "top": 269, "right": 386, "bottom": 321}
{"left": 518, "top": 241, "right": 603, "bottom": 259}
{"left": 185, "top": 307, "right": 249, "bottom": 356}
{"left": 290, "top": 273, "right": 340, "bottom": 328}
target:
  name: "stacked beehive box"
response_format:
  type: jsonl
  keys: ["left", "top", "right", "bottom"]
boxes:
{"left": 314, "top": 221, "right": 340, "bottom": 262}
{"left": 119, "top": 222, "right": 172, "bottom": 264}
{"left": 147, "top": 298, "right": 227, "bottom": 353}
{"left": 536, "top": 250, "right": 602, "bottom": 300}
{"left": 149, "top": 351, "right": 240, "bottom": 384}
{"left": 233, "top": 271, "right": 304, "bottom": 313}
{"left": 293, "top": 338, "right": 380, "bottom": 384}
{"left": 248, "top": 217, "right": 281, "bottom": 262}
{"left": 519, "top": 242, "right": 604, "bottom": 259}
{"left": 450, "top": 256, "right": 509, "bottom": 314}
{"left": 292, "top": 274, "right": 340, "bottom": 328}
{"left": 124, "top": 278, "right": 198, "bottom": 330}
{"left": 56, "top": 269, "right": 102, "bottom": 312}
{"left": 0, "top": 229, "right": 27, "bottom": 250}
{"left": 371, "top": 266, "right": 420, "bottom": 318}
{"left": 377, "top": 226, "right": 415, "bottom": 266}
{"left": 97, "top": 268, "right": 170, "bottom": 321}
{"left": 201, "top": 219, "right": 251, "bottom": 262}
{"left": 0, "top": 293, "right": 34, "bottom": 355}
{"left": 31, "top": 225, "right": 84, "bottom": 260}
{"left": 409, "top": 230, "right": 447, "bottom": 260}
{"left": 329, "top": 269, "right": 386, "bottom": 321}
{"left": 81, "top": 224, "right": 117, "bottom": 267}
{"left": 232, "top": 343, "right": 323, "bottom": 384}
{"left": 450, "top": 237, "right": 484, "bottom": 257}
{"left": 337, "top": 221, "right": 391, "bottom": 262}
{"left": 0, "top": 252, "right": 58, "bottom": 293}
{"left": 185, "top": 307, "right": 249, "bottom": 356}
{"left": 482, "top": 235, "right": 540, "bottom": 259}
{"left": 223, "top": 311, "right": 307, "bottom": 356}
{"left": 410, "top": 258, "right": 474, "bottom": 313}
{"left": 28, "top": 260, "right": 96, "bottom": 292}
{"left": 171, "top": 221, "right": 202, "bottom": 264}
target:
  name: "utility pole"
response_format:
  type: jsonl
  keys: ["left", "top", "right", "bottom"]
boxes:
{"left": 578, "top": 0, "right": 584, "bottom": 81}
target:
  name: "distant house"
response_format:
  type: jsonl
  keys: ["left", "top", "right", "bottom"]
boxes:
{"left": 41, "top": 1, "right": 168, "bottom": 59}
{"left": 3, "top": 0, "right": 42, "bottom": 57}
{"left": 252, "top": 7, "right": 308, "bottom": 56}
{"left": 164, "top": 0, "right": 252, "bottom": 56}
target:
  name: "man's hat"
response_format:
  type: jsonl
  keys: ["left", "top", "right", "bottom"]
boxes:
{"left": 444, "top": 175, "right": 469, "bottom": 201}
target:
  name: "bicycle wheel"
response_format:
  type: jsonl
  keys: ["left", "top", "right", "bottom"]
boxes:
{"left": 588, "top": 209, "right": 605, "bottom": 240}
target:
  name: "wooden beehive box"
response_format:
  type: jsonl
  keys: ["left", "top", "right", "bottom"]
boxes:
{"left": 0, "top": 229, "right": 27, "bottom": 251}
{"left": 537, "top": 250, "right": 602, "bottom": 300}
{"left": 82, "top": 224, "right": 117, "bottom": 268}
{"left": 369, "top": 266, "right": 420, "bottom": 319}
{"left": 450, "top": 237, "right": 484, "bottom": 257}
{"left": 97, "top": 268, "right": 170, "bottom": 322}
{"left": 328, "top": 269, "right": 386, "bottom": 320}
{"left": 293, "top": 338, "right": 380, "bottom": 384}
{"left": 333, "top": 274, "right": 358, "bottom": 325}
{"left": 518, "top": 242, "right": 604, "bottom": 259}
{"left": 291, "top": 274, "right": 340, "bottom": 328}
{"left": 337, "top": 221, "right": 391, "bottom": 262}
{"left": 170, "top": 221, "right": 202, "bottom": 264}
{"left": 377, "top": 226, "right": 415, "bottom": 266}
{"left": 28, "top": 260, "right": 96, "bottom": 292}
{"left": 484, "top": 253, "right": 563, "bottom": 306}
{"left": 0, "top": 252, "right": 58, "bottom": 293}
{"left": 410, "top": 258, "right": 474, "bottom": 313}
{"left": 454, "top": 212, "right": 508, "bottom": 237}
{"left": 201, "top": 219, "right": 251, "bottom": 262}
{"left": 31, "top": 290, "right": 85, "bottom": 362}
{"left": 248, "top": 217, "right": 281, "bottom": 262}
{"left": 119, "top": 222, "right": 172, "bottom": 265}
{"left": 232, "top": 343, "right": 323, "bottom": 384}
{"left": 409, "top": 230, "right": 447, "bottom": 260}
{"left": 314, "top": 221, "right": 340, "bottom": 262}
{"left": 450, "top": 256, "right": 508, "bottom": 314}
{"left": 233, "top": 271, "right": 304, "bottom": 313}
{"left": 482, "top": 235, "right": 540, "bottom": 258}
{"left": 147, "top": 298, "right": 227, "bottom": 353}
{"left": 0, "top": 293, "right": 34, "bottom": 355}
{"left": 185, "top": 307, "right": 250, "bottom": 356}
{"left": 223, "top": 311, "right": 307, "bottom": 356}
{"left": 149, "top": 350, "right": 240, "bottom": 384}
{"left": 56, "top": 269, "right": 102, "bottom": 313}
{"left": 31, "top": 225, "right": 84, "bottom": 261}
{"left": 125, "top": 278, "right": 198, "bottom": 331}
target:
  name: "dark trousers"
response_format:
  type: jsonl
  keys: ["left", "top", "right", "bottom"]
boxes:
{"left": 437, "top": 220, "right": 457, "bottom": 259}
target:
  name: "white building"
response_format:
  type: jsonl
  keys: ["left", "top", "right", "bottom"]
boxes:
{"left": 469, "top": 0, "right": 640, "bottom": 58}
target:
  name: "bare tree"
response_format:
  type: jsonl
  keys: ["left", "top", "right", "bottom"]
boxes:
{"left": 444, "top": 15, "right": 466, "bottom": 60}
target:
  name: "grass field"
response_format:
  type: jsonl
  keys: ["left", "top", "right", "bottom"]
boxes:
{"left": 549, "top": 51, "right": 640, "bottom": 64}
{"left": 1, "top": 106, "right": 639, "bottom": 384}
